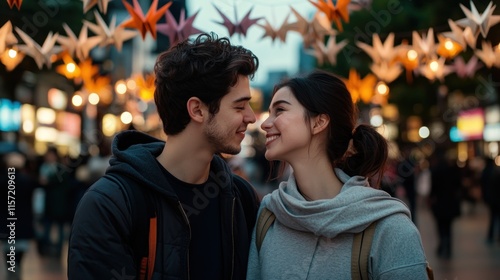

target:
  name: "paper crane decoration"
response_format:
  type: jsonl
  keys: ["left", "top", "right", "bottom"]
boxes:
{"left": 289, "top": 7, "right": 335, "bottom": 48}
{"left": 456, "top": 1, "right": 500, "bottom": 38}
{"left": 157, "top": 9, "right": 203, "bottom": 46}
{"left": 451, "top": 56, "right": 483, "bottom": 78}
{"left": 15, "top": 28, "right": 62, "bottom": 69}
{"left": 78, "top": 59, "right": 100, "bottom": 86}
{"left": 307, "top": 36, "right": 348, "bottom": 66}
{"left": 82, "top": 0, "right": 112, "bottom": 14}
{"left": 258, "top": 14, "right": 293, "bottom": 43}
{"left": 436, "top": 34, "right": 463, "bottom": 59}
{"left": 370, "top": 61, "right": 403, "bottom": 83}
{"left": 356, "top": 33, "right": 398, "bottom": 64}
{"left": 0, "top": 48, "right": 24, "bottom": 71}
{"left": 86, "top": 11, "right": 138, "bottom": 52}
{"left": 0, "top": 21, "right": 17, "bottom": 55}
{"left": 416, "top": 57, "right": 453, "bottom": 82}
{"left": 57, "top": 23, "right": 101, "bottom": 61}
{"left": 212, "top": 5, "right": 262, "bottom": 37}
{"left": 6, "top": 0, "right": 22, "bottom": 10}
{"left": 56, "top": 52, "right": 81, "bottom": 80}
{"left": 135, "top": 73, "right": 156, "bottom": 102}
{"left": 308, "top": 0, "right": 351, "bottom": 32}
{"left": 121, "top": 0, "right": 172, "bottom": 40}
{"left": 343, "top": 68, "right": 377, "bottom": 104}
{"left": 474, "top": 41, "right": 500, "bottom": 68}
{"left": 412, "top": 28, "right": 436, "bottom": 61}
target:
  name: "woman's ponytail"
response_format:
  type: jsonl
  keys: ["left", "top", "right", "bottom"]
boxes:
{"left": 341, "top": 124, "right": 388, "bottom": 187}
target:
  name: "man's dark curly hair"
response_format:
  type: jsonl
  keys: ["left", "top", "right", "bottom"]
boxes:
{"left": 154, "top": 33, "right": 259, "bottom": 135}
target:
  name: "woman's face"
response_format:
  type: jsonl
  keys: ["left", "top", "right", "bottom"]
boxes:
{"left": 260, "top": 87, "right": 313, "bottom": 162}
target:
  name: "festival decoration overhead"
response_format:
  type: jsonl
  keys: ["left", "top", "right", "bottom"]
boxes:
{"left": 14, "top": 28, "right": 62, "bottom": 69}
{"left": 57, "top": 23, "right": 101, "bottom": 61}
{"left": 82, "top": 0, "right": 112, "bottom": 14}
{"left": 0, "top": 48, "right": 24, "bottom": 71}
{"left": 474, "top": 41, "right": 500, "bottom": 68}
{"left": 411, "top": 28, "right": 436, "bottom": 61}
{"left": 212, "top": 5, "right": 262, "bottom": 37}
{"left": 456, "top": 1, "right": 500, "bottom": 38}
{"left": 307, "top": 36, "right": 348, "bottom": 66}
{"left": 135, "top": 73, "right": 155, "bottom": 102}
{"left": 356, "top": 33, "right": 398, "bottom": 63}
{"left": 86, "top": 11, "right": 138, "bottom": 52}
{"left": 442, "top": 19, "right": 469, "bottom": 50}
{"left": 78, "top": 59, "right": 100, "bottom": 86}
{"left": 6, "top": 0, "right": 22, "bottom": 10}
{"left": 157, "top": 9, "right": 203, "bottom": 46}
{"left": 258, "top": 15, "right": 293, "bottom": 43}
{"left": 395, "top": 41, "right": 419, "bottom": 83}
{"left": 56, "top": 53, "right": 81, "bottom": 80}
{"left": 120, "top": 0, "right": 172, "bottom": 40}
{"left": 308, "top": 0, "right": 351, "bottom": 32}
{"left": 289, "top": 7, "right": 335, "bottom": 48}
{"left": 0, "top": 21, "right": 17, "bottom": 55}
{"left": 451, "top": 56, "right": 483, "bottom": 78}
{"left": 416, "top": 57, "right": 453, "bottom": 82}
{"left": 436, "top": 34, "right": 463, "bottom": 59}
{"left": 370, "top": 61, "right": 403, "bottom": 83}
{"left": 343, "top": 68, "right": 377, "bottom": 104}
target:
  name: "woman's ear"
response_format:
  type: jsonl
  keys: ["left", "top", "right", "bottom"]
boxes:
{"left": 187, "top": 97, "right": 206, "bottom": 123}
{"left": 312, "top": 114, "right": 330, "bottom": 135}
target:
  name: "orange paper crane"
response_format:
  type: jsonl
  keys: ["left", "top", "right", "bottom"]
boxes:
{"left": 135, "top": 73, "right": 156, "bottom": 102}
{"left": 121, "top": 0, "right": 172, "bottom": 40}
{"left": 343, "top": 69, "right": 377, "bottom": 104}
{"left": 6, "top": 0, "right": 22, "bottom": 10}
{"left": 308, "top": 0, "right": 351, "bottom": 32}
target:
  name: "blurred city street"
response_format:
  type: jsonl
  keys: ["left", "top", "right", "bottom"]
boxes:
{"left": 1, "top": 197, "right": 500, "bottom": 280}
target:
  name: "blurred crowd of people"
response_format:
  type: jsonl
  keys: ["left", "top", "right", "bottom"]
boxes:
{"left": 0, "top": 146, "right": 108, "bottom": 280}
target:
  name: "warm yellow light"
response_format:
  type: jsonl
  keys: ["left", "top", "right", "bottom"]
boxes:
{"left": 429, "top": 60, "right": 439, "bottom": 72}
{"left": 376, "top": 82, "right": 389, "bottom": 95}
{"left": 120, "top": 111, "right": 133, "bottom": 124}
{"left": 497, "top": 43, "right": 500, "bottom": 52}
{"left": 72, "top": 94, "right": 83, "bottom": 107}
{"left": 444, "top": 39, "right": 454, "bottom": 50}
{"left": 126, "top": 79, "right": 137, "bottom": 91}
{"left": 115, "top": 80, "right": 127, "bottom": 95}
{"left": 66, "top": 62, "right": 76, "bottom": 73}
{"left": 407, "top": 49, "right": 418, "bottom": 61}
{"left": 88, "top": 93, "right": 100, "bottom": 105}
{"left": 102, "top": 114, "right": 118, "bottom": 137}
{"left": 35, "top": 127, "right": 58, "bottom": 142}
{"left": 8, "top": 49, "right": 17, "bottom": 58}
{"left": 22, "top": 120, "right": 34, "bottom": 134}
{"left": 36, "top": 107, "right": 56, "bottom": 124}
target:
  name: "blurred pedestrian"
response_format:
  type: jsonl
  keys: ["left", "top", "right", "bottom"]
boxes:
{"left": 481, "top": 157, "right": 500, "bottom": 244}
{"left": 429, "top": 148, "right": 462, "bottom": 259}
{"left": 38, "top": 146, "right": 71, "bottom": 258}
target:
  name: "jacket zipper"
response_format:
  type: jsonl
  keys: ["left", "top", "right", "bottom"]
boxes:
{"left": 178, "top": 201, "right": 191, "bottom": 280}
{"left": 231, "top": 198, "right": 235, "bottom": 280}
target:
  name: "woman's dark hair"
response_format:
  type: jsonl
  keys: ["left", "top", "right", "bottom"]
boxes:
{"left": 154, "top": 33, "right": 259, "bottom": 135}
{"left": 271, "top": 69, "right": 388, "bottom": 187}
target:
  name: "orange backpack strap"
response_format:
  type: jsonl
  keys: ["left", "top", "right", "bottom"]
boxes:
{"left": 351, "top": 221, "right": 377, "bottom": 280}
{"left": 256, "top": 207, "right": 276, "bottom": 253}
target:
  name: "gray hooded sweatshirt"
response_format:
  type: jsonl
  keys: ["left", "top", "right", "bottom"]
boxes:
{"left": 247, "top": 169, "right": 429, "bottom": 280}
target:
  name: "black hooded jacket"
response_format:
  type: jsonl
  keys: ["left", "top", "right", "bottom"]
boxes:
{"left": 68, "top": 131, "right": 259, "bottom": 279}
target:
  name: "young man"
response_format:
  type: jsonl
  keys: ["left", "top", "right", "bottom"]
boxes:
{"left": 68, "top": 33, "right": 260, "bottom": 279}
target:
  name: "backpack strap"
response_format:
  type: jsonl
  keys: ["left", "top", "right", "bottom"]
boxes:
{"left": 256, "top": 207, "right": 276, "bottom": 253}
{"left": 351, "top": 221, "right": 378, "bottom": 280}
{"left": 105, "top": 174, "right": 157, "bottom": 280}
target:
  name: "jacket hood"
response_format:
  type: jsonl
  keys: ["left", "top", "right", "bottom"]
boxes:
{"left": 105, "top": 130, "right": 233, "bottom": 199}
{"left": 264, "top": 168, "right": 410, "bottom": 238}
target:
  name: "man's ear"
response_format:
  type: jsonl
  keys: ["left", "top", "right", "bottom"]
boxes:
{"left": 312, "top": 114, "right": 330, "bottom": 135}
{"left": 187, "top": 97, "right": 206, "bottom": 123}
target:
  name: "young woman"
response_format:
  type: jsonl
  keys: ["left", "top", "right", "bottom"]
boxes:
{"left": 247, "top": 70, "right": 430, "bottom": 279}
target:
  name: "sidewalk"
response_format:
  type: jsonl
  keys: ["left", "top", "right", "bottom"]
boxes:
{"left": 1, "top": 199, "right": 500, "bottom": 280}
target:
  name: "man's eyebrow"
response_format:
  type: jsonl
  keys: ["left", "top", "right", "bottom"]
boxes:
{"left": 232, "top": 96, "right": 252, "bottom": 103}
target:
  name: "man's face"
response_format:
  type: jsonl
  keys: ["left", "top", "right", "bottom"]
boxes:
{"left": 203, "top": 75, "right": 256, "bottom": 155}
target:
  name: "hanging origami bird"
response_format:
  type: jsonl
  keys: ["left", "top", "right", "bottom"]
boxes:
{"left": 121, "top": 0, "right": 172, "bottom": 40}
{"left": 212, "top": 4, "right": 262, "bottom": 37}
